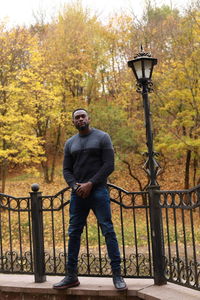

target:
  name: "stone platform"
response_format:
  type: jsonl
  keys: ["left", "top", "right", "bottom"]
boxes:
{"left": 0, "top": 274, "right": 199, "bottom": 300}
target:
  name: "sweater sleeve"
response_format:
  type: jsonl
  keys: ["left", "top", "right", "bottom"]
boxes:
{"left": 63, "top": 141, "right": 76, "bottom": 188}
{"left": 88, "top": 133, "right": 114, "bottom": 185}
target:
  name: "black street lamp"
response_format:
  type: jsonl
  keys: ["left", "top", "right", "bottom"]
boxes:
{"left": 128, "top": 46, "right": 160, "bottom": 187}
{"left": 128, "top": 47, "right": 166, "bottom": 286}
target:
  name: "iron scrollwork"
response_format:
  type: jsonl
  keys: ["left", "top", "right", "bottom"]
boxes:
{"left": 43, "top": 251, "right": 152, "bottom": 277}
{"left": 0, "top": 251, "right": 33, "bottom": 273}
{"left": 164, "top": 256, "right": 200, "bottom": 289}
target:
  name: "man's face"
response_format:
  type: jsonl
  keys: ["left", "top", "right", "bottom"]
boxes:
{"left": 73, "top": 110, "right": 90, "bottom": 131}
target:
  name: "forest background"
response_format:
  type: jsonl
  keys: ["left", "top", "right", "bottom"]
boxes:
{"left": 0, "top": 0, "right": 200, "bottom": 196}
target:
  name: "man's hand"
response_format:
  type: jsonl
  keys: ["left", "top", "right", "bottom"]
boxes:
{"left": 76, "top": 182, "right": 93, "bottom": 198}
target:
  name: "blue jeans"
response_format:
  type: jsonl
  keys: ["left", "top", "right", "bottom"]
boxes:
{"left": 67, "top": 186, "right": 121, "bottom": 271}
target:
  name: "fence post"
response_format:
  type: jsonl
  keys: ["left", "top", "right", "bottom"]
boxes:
{"left": 30, "top": 183, "right": 46, "bottom": 283}
{"left": 148, "top": 185, "right": 167, "bottom": 285}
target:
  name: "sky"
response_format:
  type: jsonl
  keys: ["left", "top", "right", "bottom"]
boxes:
{"left": 0, "top": 0, "right": 193, "bottom": 27}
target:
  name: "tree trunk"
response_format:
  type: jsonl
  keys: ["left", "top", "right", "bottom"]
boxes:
{"left": 1, "top": 159, "right": 7, "bottom": 193}
{"left": 1, "top": 138, "right": 7, "bottom": 193}
{"left": 121, "top": 158, "right": 148, "bottom": 205}
{"left": 184, "top": 149, "right": 191, "bottom": 190}
{"left": 41, "top": 126, "right": 62, "bottom": 184}
{"left": 193, "top": 157, "right": 198, "bottom": 186}
{"left": 50, "top": 126, "right": 61, "bottom": 182}
{"left": 41, "top": 160, "right": 51, "bottom": 184}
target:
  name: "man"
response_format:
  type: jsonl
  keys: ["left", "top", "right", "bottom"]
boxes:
{"left": 53, "top": 108, "right": 127, "bottom": 291}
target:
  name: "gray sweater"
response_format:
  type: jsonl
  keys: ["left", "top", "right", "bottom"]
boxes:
{"left": 63, "top": 128, "right": 114, "bottom": 188}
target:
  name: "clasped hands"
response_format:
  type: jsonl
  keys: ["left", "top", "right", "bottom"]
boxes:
{"left": 74, "top": 181, "right": 93, "bottom": 198}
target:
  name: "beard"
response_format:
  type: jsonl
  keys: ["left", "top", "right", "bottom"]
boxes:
{"left": 75, "top": 122, "right": 89, "bottom": 131}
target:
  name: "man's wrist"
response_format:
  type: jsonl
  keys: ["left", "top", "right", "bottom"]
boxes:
{"left": 72, "top": 184, "right": 80, "bottom": 192}
{"left": 87, "top": 181, "right": 93, "bottom": 187}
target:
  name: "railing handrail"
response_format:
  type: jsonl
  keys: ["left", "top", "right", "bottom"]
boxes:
{"left": 155, "top": 184, "right": 200, "bottom": 194}
{"left": 0, "top": 194, "right": 31, "bottom": 212}
{"left": 2, "top": 183, "right": 199, "bottom": 212}
{"left": 40, "top": 184, "right": 149, "bottom": 211}
{"left": 0, "top": 183, "right": 199, "bottom": 203}
{"left": 0, "top": 194, "right": 31, "bottom": 200}
{"left": 107, "top": 183, "right": 148, "bottom": 195}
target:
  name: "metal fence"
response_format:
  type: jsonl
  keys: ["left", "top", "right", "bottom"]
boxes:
{"left": 0, "top": 183, "right": 199, "bottom": 291}
{"left": 157, "top": 186, "right": 200, "bottom": 290}
{"left": 0, "top": 193, "right": 33, "bottom": 274}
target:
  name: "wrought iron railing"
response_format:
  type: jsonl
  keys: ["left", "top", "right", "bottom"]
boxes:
{"left": 41, "top": 184, "right": 152, "bottom": 278}
{"left": 0, "top": 193, "right": 33, "bottom": 274}
{"left": 157, "top": 185, "right": 200, "bottom": 290}
{"left": 0, "top": 183, "right": 199, "bottom": 291}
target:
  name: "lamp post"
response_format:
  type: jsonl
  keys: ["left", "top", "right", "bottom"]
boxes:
{"left": 128, "top": 47, "right": 166, "bottom": 285}
{"left": 128, "top": 46, "right": 160, "bottom": 187}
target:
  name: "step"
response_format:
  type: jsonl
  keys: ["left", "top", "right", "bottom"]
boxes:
{"left": 0, "top": 274, "right": 199, "bottom": 300}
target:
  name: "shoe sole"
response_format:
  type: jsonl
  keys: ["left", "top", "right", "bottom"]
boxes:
{"left": 53, "top": 281, "right": 80, "bottom": 289}
{"left": 116, "top": 286, "right": 128, "bottom": 291}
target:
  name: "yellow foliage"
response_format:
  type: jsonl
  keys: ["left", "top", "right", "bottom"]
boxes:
{"left": 0, "top": 3, "right": 200, "bottom": 190}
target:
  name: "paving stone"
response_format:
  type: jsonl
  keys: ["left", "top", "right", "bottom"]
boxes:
{"left": 138, "top": 282, "right": 200, "bottom": 300}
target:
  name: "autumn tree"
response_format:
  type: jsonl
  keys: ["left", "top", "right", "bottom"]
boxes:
{"left": 153, "top": 6, "right": 200, "bottom": 188}
{"left": 23, "top": 1, "right": 109, "bottom": 182}
{"left": 0, "top": 24, "right": 44, "bottom": 192}
{"left": 1, "top": 0, "right": 200, "bottom": 192}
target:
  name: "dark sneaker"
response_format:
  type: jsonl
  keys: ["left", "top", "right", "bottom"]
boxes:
{"left": 113, "top": 275, "right": 127, "bottom": 290}
{"left": 53, "top": 275, "right": 80, "bottom": 289}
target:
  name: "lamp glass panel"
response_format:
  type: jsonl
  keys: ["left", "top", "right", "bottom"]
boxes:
{"left": 133, "top": 60, "right": 143, "bottom": 79}
{"left": 143, "top": 59, "right": 152, "bottom": 79}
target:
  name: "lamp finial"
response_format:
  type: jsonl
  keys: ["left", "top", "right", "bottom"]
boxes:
{"left": 134, "top": 45, "right": 152, "bottom": 59}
